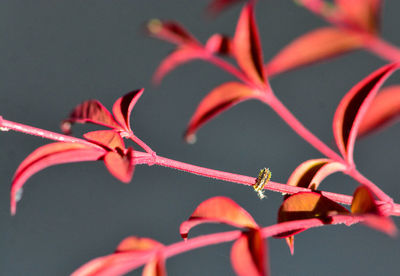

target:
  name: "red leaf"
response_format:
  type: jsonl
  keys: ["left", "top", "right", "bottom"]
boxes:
{"left": 180, "top": 196, "right": 258, "bottom": 239}
{"left": 104, "top": 148, "right": 134, "bottom": 183}
{"left": 61, "top": 100, "right": 120, "bottom": 134}
{"left": 142, "top": 253, "right": 167, "bottom": 276}
{"left": 152, "top": 47, "right": 204, "bottom": 85}
{"left": 231, "top": 230, "right": 269, "bottom": 276}
{"left": 233, "top": 3, "right": 265, "bottom": 85}
{"left": 335, "top": 0, "right": 381, "bottom": 33}
{"left": 265, "top": 27, "right": 363, "bottom": 77}
{"left": 205, "top": 34, "right": 233, "bottom": 56}
{"left": 287, "top": 159, "right": 346, "bottom": 190}
{"left": 351, "top": 186, "right": 397, "bottom": 236}
{"left": 184, "top": 82, "right": 257, "bottom": 142}
{"left": 333, "top": 62, "right": 400, "bottom": 164}
{"left": 207, "top": 0, "right": 245, "bottom": 15}
{"left": 11, "top": 142, "right": 105, "bottom": 215}
{"left": 84, "top": 130, "right": 125, "bottom": 151}
{"left": 146, "top": 19, "right": 199, "bottom": 46}
{"left": 275, "top": 192, "right": 350, "bottom": 238}
{"left": 358, "top": 85, "right": 400, "bottom": 137}
{"left": 112, "top": 89, "right": 144, "bottom": 133}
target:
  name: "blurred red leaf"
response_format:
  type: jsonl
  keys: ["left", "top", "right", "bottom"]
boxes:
{"left": 207, "top": 0, "right": 246, "bottom": 15}
{"left": 205, "top": 34, "right": 233, "bottom": 56}
{"left": 146, "top": 20, "right": 199, "bottom": 46}
{"left": 10, "top": 142, "right": 105, "bottom": 215}
{"left": 112, "top": 89, "right": 144, "bottom": 133}
{"left": 275, "top": 192, "right": 350, "bottom": 238}
{"left": 84, "top": 130, "right": 125, "bottom": 151}
{"left": 351, "top": 186, "right": 397, "bottom": 236}
{"left": 61, "top": 100, "right": 120, "bottom": 134}
{"left": 287, "top": 158, "right": 346, "bottom": 190}
{"left": 333, "top": 62, "right": 400, "bottom": 164}
{"left": 184, "top": 82, "right": 257, "bottom": 142}
{"left": 73, "top": 237, "right": 165, "bottom": 276}
{"left": 233, "top": 3, "right": 266, "bottom": 85}
{"left": 266, "top": 27, "right": 363, "bottom": 77}
{"left": 231, "top": 230, "right": 269, "bottom": 276}
{"left": 152, "top": 47, "right": 203, "bottom": 85}
{"left": 180, "top": 196, "right": 258, "bottom": 239}
{"left": 104, "top": 148, "right": 135, "bottom": 183}
{"left": 335, "top": 0, "right": 381, "bottom": 33}
{"left": 358, "top": 85, "right": 400, "bottom": 137}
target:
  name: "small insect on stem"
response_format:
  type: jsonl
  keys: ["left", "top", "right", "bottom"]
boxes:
{"left": 253, "top": 168, "right": 271, "bottom": 199}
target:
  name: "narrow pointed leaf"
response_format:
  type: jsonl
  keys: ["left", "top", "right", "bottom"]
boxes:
{"left": 233, "top": 3, "right": 265, "bottom": 85}
{"left": 231, "top": 230, "right": 269, "bottom": 276}
{"left": 104, "top": 148, "right": 134, "bottom": 183}
{"left": 146, "top": 19, "right": 198, "bottom": 46}
{"left": 61, "top": 100, "right": 120, "bottom": 134}
{"left": 351, "top": 186, "right": 397, "bottom": 236}
{"left": 180, "top": 196, "right": 258, "bottom": 239}
{"left": 112, "top": 89, "right": 144, "bottom": 133}
{"left": 333, "top": 62, "right": 400, "bottom": 164}
{"left": 11, "top": 142, "right": 105, "bottom": 215}
{"left": 153, "top": 47, "right": 204, "bottom": 85}
{"left": 358, "top": 85, "right": 400, "bottom": 137}
{"left": 287, "top": 159, "right": 346, "bottom": 190}
{"left": 266, "top": 27, "right": 363, "bottom": 77}
{"left": 84, "top": 130, "right": 125, "bottom": 151}
{"left": 275, "top": 192, "right": 350, "bottom": 238}
{"left": 184, "top": 82, "right": 257, "bottom": 142}
{"left": 335, "top": 0, "right": 381, "bottom": 33}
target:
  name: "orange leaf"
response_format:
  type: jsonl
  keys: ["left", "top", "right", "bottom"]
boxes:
{"left": 358, "top": 85, "right": 400, "bottom": 137}
{"left": 231, "top": 230, "right": 269, "bottom": 276}
{"left": 287, "top": 158, "right": 346, "bottom": 190}
{"left": 266, "top": 27, "right": 363, "bottom": 76}
{"left": 184, "top": 82, "right": 257, "bottom": 142}
{"left": 104, "top": 148, "right": 134, "bottom": 183}
{"left": 233, "top": 3, "right": 266, "bottom": 85}
{"left": 275, "top": 192, "right": 350, "bottom": 238}
{"left": 180, "top": 196, "right": 258, "bottom": 239}
{"left": 333, "top": 62, "right": 400, "bottom": 164}
{"left": 84, "top": 130, "right": 125, "bottom": 151}
{"left": 115, "top": 237, "right": 163, "bottom": 253}
{"left": 351, "top": 186, "right": 397, "bottom": 236}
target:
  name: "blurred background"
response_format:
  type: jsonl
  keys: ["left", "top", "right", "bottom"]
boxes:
{"left": 0, "top": 0, "right": 399, "bottom": 275}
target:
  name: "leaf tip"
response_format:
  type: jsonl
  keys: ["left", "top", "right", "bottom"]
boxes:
{"left": 147, "top": 19, "right": 163, "bottom": 35}
{"left": 185, "top": 133, "right": 197, "bottom": 144}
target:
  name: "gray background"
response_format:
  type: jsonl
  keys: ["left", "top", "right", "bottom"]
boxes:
{"left": 0, "top": 0, "right": 399, "bottom": 275}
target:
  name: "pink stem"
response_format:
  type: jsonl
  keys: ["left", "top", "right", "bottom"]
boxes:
{"left": 128, "top": 134, "right": 155, "bottom": 155}
{"left": 363, "top": 35, "right": 400, "bottom": 62}
{"left": 262, "top": 94, "right": 345, "bottom": 163}
{"left": 0, "top": 117, "right": 103, "bottom": 150}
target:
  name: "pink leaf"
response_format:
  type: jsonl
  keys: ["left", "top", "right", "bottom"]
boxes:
{"left": 180, "top": 196, "right": 258, "bottom": 239}
{"left": 275, "top": 192, "right": 350, "bottom": 238}
{"left": 233, "top": 3, "right": 266, "bottom": 85}
{"left": 231, "top": 230, "right": 269, "bottom": 276}
{"left": 11, "top": 142, "right": 105, "bottom": 215}
{"left": 335, "top": 0, "right": 381, "bottom": 33}
{"left": 205, "top": 34, "right": 233, "bottom": 56}
{"left": 351, "top": 186, "right": 397, "bottom": 236}
{"left": 358, "top": 85, "right": 400, "bottom": 137}
{"left": 84, "top": 130, "right": 125, "bottom": 151}
{"left": 184, "top": 82, "right": 257, "bottom": 142}
{"left": 142, "top": 253, "right": 167, "bottom": 276}
{"left": 104, "top": 148, "right": 134, "bottom": 183}
{"left": 146, "top": 19, "right": 199, "bottom": 46}
{"left": 287, "top": 158, "right": 346, "bottom": 190}
{"left": 112, "top": 89, "right": 144, "bottom": 133}
{"left": 61, "top": 100, "right": 120, "bottom": 134}
{"left": 152, "top": 47, "right": 204, "bottom": 85}
{"left": 265, "top": 27, "right": 363, "bottom": 77}
{"left": 333, "top": 62, "right": 400, "bottom": 164}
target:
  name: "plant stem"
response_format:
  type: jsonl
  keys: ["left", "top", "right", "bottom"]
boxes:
{"left": 262, "top": 94, "right": 345, "bottom": 163}
{"left": 363, "top": 35, "right": 400, "bottom": 62}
